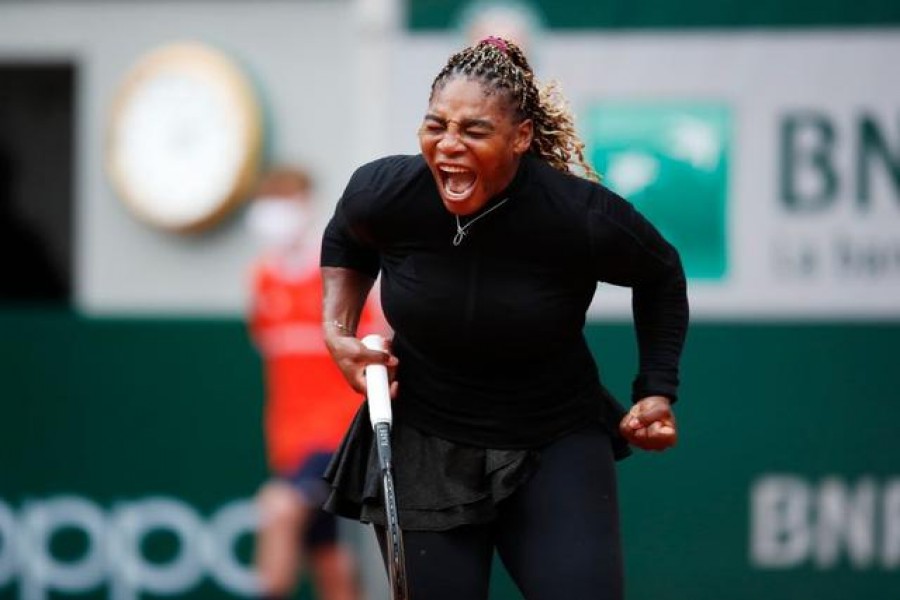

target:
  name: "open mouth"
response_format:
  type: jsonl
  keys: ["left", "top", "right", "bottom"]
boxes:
{"left": 438, "top": 165, "right": 477, "bottom": 202}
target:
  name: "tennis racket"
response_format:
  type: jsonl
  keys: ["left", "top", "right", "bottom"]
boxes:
{"left": 362, "top": 334, "right": 409, "bottom": 600}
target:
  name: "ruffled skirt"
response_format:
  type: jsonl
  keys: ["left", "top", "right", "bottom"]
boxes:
{"left": 322, "top": 404, "right": 543, "bottom": 531}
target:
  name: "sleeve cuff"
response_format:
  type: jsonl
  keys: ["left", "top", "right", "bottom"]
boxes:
{"left": 320, "top": 250, "right": 380, "bottom": 280}
{"left": 631, "top": 371, "right": 679, "bottom": 404}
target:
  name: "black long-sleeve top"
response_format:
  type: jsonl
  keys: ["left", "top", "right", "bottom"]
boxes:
{"left": 322, "top": 153, "right": 688, "bottom": 450}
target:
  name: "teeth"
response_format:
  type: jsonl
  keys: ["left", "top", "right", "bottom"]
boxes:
{"left": 437, "top": 164, "right": 476, "bottom": 201}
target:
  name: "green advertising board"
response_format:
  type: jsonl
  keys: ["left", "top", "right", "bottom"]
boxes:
{"left": 586, "top": 102, "right": 730, "bottom": 281}
{"left": 2, "top": 310, "right": 898, "bottom": 599}
{"left": 406, "top": 0, "right": 900, "bottom": 30}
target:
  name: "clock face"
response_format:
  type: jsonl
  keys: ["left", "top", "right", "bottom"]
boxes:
{"left": 108, "top": 43, "right": 262, "bottom": 233}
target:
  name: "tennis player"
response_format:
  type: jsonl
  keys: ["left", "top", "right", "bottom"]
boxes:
{"left": 320, "top": 38, "right": 688, "bottom": 600}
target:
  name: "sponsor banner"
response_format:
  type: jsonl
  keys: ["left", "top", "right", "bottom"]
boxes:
{"left": 388, "top": 31, "right": 900, "bottom": 318}
{"left": 2, "top": 313, "right": 899, "bottom": 599}
{"left": 750, "top": 475, "right": 900, "bottom": 570}
{"left": 587, "top": 102, "right": 730, "bottom": 281}
{"left": 406, "top": 0, "right": 900, "bottom": 30}
{"left": 0, "top": 496, "right": 258, "bottom": 600}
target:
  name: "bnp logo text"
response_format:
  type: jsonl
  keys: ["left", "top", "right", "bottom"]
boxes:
{"left": 776, "top": 110, "right": 900, "bottom": 282}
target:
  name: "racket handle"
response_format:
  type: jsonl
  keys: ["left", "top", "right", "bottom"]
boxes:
{"left": 362, "top": 334, "right": 392, "bottom": 428}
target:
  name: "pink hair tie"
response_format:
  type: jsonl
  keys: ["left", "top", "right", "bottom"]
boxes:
{"left": 482, "top": 36, "right": 509, "bottom": 54}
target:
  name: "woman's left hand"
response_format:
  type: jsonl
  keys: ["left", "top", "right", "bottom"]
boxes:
{"left": 619, "top": 396, "right": 677, "bottom": 451}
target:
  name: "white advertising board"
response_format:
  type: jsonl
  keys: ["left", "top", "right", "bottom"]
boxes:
{"left": 389, "top": 32, "right": 900, "bottom": 319}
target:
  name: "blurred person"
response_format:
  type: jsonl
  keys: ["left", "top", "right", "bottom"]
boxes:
{"left": 318, "top": 37, "right": 688, "bottom": 599}
{"left": 458, "top": 0, "right": 544, "bottom": 56}
{"left": 245, "top": 166, "right": 375, "bottom": 600}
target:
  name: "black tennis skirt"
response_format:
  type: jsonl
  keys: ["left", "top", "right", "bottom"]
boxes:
{"left": 322, "top": 403, "right": 630, "bottom": 532}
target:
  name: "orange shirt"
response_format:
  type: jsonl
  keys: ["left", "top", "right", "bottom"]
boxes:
{"left": 250, "top": 256, "right": 380, "bottom": 475}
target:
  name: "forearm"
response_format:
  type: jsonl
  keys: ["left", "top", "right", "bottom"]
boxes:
{"left": 631, "top": 266, "right": 689, "bottom": 403}
{"left": 322, "top": 266, "right": 377, "bottom": 343}
{"left": 321, "top": 266, "right": 395, "bottom": 394}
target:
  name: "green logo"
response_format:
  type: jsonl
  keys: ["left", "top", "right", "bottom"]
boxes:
{"left": 585, "top": 102, "right": 730, "bottom": 280}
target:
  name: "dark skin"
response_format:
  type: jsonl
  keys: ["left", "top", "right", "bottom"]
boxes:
{"left": 322, "top": 75, "right": 677, "bottom": 452}
{"left": 620, "top": 397, "right": 676, "bottom": 451}
{"left": 418, "top": 77, "right": 533, "bottom": 216}
{"left": 321, "top": 267, "right": 398, "bottom": 397}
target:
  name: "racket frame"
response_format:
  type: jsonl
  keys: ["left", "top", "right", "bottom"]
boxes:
{"left": 374, "top": 421, "right": 408, "bottom": 599}
{"left": 362, "top": 334, "right": 409, "bottom": 600}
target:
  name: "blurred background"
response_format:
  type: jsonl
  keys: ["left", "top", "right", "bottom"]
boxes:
{"left": 1, "top": 0, "right": 899, "bottom": 598}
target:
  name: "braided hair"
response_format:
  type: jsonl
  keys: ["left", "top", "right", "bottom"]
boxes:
{"left": 430, "top": 37, "right": 599, "bottom": 182}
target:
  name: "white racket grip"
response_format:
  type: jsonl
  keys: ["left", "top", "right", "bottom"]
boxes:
{"left": 362, "top": 334, "right": 392, "bottom": 428}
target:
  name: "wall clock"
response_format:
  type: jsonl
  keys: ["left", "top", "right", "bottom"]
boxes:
{"left": 107, "top": 42, "right": 263, "bottom": 233}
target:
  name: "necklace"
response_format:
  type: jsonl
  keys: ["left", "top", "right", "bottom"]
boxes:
{"left": 453, "top": 198, "right": 510, "bottom": 246}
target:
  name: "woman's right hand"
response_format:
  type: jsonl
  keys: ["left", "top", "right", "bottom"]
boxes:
{"left": 324, "top": 332, "right": 399, "bottom": 397}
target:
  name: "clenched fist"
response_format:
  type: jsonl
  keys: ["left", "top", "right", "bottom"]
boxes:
{"left": 620, "top": 396, "right": 677, "bottom": 452}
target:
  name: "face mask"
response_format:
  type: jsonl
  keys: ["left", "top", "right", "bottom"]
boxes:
{"left": 245, "top": 197, "right": 312, "bottom": 250}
